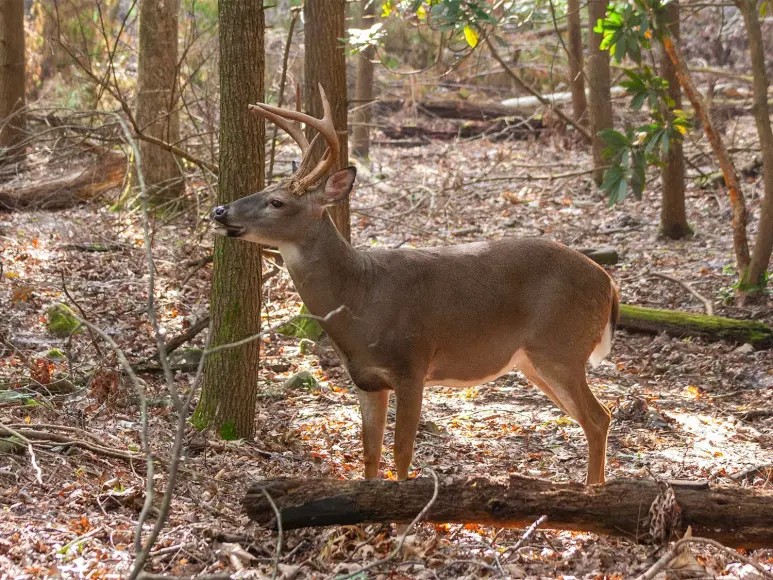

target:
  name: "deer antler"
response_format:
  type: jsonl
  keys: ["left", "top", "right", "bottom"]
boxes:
{"left": 248, "top": 83, "right": 339, "bottom": 195}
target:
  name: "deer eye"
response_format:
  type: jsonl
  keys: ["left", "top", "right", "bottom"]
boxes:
{"left": 270, "top": 199, "right": 284, "bottom": 209}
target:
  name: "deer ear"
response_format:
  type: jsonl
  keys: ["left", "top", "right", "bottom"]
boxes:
{"left": 322, "top": 166, "right": 357, "bottom": 205}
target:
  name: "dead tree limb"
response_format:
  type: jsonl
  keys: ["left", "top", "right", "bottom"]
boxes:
{"left": 244, "top": 475, "right": 773, "bottom": 549}
{"left": 0, "top": 152, "right": 127, "bottom": 210}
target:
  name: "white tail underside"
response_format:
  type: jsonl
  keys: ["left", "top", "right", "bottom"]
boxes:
{"left": 588, "top": 320, "right": 613, "bottom": 368}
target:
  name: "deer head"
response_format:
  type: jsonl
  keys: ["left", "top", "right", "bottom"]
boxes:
{"left": 212, "top": 83, "right": 356, "bottom": 247}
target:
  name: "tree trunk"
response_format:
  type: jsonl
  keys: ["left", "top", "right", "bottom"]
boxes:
{"left": 0, "top": 0, "right": 26, "bottom": 165}
{"left": 352, "top": 0, "right": 375, "bottom": 159}
{"left": 662, "top": 36, "right": 750, "bottom": 276}
{"left": 618, "top": 304, "right": 773, "bottom": 348}
{"left": 135, "top": 0, "right": 184, "bottom": 201}
{"left": 587, "top": 0, "right": 613, "bottom": 184}
{"left": 738, "top": 0, "right": 773, "bottom": 295}
{"left": 244, "top": 475, "right": 773, "bottom": 548}
{"left": 658, "top": 0, "right": 692, "bottom": 239}
{"left": 566, "top": 0, "right": 588, "bottom": 126}
{"left": 304, "top": 0, "right": 350, "bottom": 241}
{"left": 193, "top": 0, "right": 264, "bottom": 440}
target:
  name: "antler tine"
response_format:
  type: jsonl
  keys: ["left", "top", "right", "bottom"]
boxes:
{"left": 295, "top": 83, "right": 340, "bottom": 190}
{"left": 248, "top": 104, "right": 309, "bottom": 153}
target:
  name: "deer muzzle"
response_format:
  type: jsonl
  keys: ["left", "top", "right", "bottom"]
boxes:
{"left": 211, "top": 205, "right": 245, "bottom": 237}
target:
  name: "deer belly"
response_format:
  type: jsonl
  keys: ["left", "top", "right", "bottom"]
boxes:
{"left": 424, "top": 349, "right": 525, "bottom": 388}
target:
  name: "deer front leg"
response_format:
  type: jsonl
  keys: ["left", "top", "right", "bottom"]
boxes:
{"left": 356, "top": 389, "right": 389, "bottom": 479}
{"left": 394, "top": 383, "right": 424, "bottom": 480}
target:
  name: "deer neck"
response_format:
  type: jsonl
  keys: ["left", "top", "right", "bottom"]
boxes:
{"left": 277, "top": 213, "right": 365, "bottom": 320}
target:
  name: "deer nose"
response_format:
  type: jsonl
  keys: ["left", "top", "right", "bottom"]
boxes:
{"left": 212, "top": 205, "right": 228, "bottom": 221}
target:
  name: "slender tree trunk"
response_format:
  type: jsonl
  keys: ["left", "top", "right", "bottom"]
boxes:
{"left": 193, "top": 0, "right": 264, "bottom": 440}
{"left": 658, "top": 0, "right": 691, "bottom": 239}
{"left": 662, "top": 36, "right": 750, "bottom": 275}
{"left": 352, "top": 0, "right": 375, "bottom": 158}
{"left": 135, "top": 0, "right": 184, "bottom": 201}
{"left": 566, "top": 0, "right": 588, "bottom": 126}
{"left": 587, "top": 0, "right": 613, "bottom": 184}
{"left": 0, "top": 0, "right": 26, "bottom": 165}
{"left": 738, "top": 0, "right": 773, "bottom": 295}
{"left": 304, "top": 0, "right": 350, "bottom": 241}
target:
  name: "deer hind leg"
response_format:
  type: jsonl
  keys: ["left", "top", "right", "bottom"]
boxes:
{"left": 522, "top": 352, "right": 611, "bottom": 485}
{"left": 356, "top": 389, "right": 389, "bottom": 479}
{"left": 393, "top": 382, "right": 424, "bottom": 480}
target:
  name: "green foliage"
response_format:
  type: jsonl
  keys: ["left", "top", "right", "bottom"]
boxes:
{"left": 594, "top": 0, "right": 692, "bottom": 206}
{"left": 277, "top": 305, "right": 325, "bottom": 342}
{"left": 46, "top": 304, "right": 83, "bottom": 338}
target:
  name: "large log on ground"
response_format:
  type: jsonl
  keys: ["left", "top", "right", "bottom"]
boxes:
{"left": 619, "top": 304, "right": 773, "bottom": 348}
{"left": 374, "top": 99, "right": 526, "bottom": 121}
{"left": 0, "top": 152, "right": 127, "bottom": 210}
{"left": 244, "top": 475, "right": 773, "bottom": 548}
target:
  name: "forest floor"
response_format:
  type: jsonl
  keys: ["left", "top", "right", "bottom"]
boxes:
{"left": 2, "top": 116, "right": 773, "bottom": 579}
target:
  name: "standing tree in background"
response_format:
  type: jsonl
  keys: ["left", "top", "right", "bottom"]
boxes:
{"left": 736, "top": 0, "right": 773, "bottom": 296}
{"left": 304, "top": 0, "right": 350, "bottom": 240}
{"left": 0, "top": 0, "right": 26, "bottom": 165}
{"left": 352, "top": 0, "right": 376, "bottom": 158}
{"left": 658, "top": 0, "right": 691, "bottom": 239}
{"left": 193, "top": 0, "right": 264, "bottom": 440}
{"left": 566, "top": 0, "right": 588, "bottom": 126}
{"left": 587, "top": 0, "right": 613, "bottom": 184}
{"left": 135, "top": 0, "right": 184, "bottom": 201}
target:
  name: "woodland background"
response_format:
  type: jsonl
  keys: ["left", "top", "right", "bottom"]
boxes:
{"left": 1, "top": 0, "right": 773, "bottom": 578}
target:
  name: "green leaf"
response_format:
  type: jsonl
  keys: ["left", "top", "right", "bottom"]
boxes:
{"left": 277, "top": 304, "right": 325, "bottom": 342}
{"left": 631, "top": 92, "right": 647, "bottom": 111}
{"left": 47, "top": 304, "right": 82, "bottom": 338}
{"left": 599, "top": 129, "right": 629, "bottom": 149}
{"left": 463, "top": 25, "right": 478, "bottom": 48}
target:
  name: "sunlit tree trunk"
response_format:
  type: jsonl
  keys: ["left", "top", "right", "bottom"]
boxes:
{"left": 658, "top": 0, "right": 691, "bottom": 239}
{"left": 662, "top": 35, "right": 750, "bottom": 276}
{"left": 194, "top": 0, "right": 264, "bottom": 440}
{"left": 0, "top": 0, "right": 26, "bottom": 165}
{"left": 587, "top": 0, "right": 613, "bottom": 184}
{"left": 135, "top": 0, "right": 184, "bottom": 201}
{"left": 566, "top": 0, "right": 588, "bottom": 126}
{"left": 304, "top": 0, "right": 350, "bottom": 241}
{"left": 352, "top": 0, "right": 375, "bottom": 158}
{"left": 738, "top": 0, "right": 773, "bottom": 295}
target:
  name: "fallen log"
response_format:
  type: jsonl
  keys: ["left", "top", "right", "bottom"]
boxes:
{"left": 244, "top": 475, "right": 773, "bottom": 548}
{"left": 618, "top": 304, "right": 773, "bottom": 348}
{"left": 380, "top": 118, "right": 542, "bottom": 143}
{"left": 0, "top": 152, "right": 127, "bottom": 211}
{"left": 374, "top": 98, "right": 520, "bottom": 121}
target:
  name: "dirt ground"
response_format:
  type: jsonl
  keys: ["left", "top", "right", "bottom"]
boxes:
{"left": 2, "top": 120, "right": 773, "bottom": 578}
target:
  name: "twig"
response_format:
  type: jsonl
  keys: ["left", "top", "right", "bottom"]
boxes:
{"left": 649, "top": 273, "right": 714, "bottom": 316}
{"left": 59, "top": 525, "right": 105, "bottom": 554}
{"left": 486, "top": 38, "right": 592, "bottom": 141}
{"left": 634, "top": 536, "right": 773, "bottom": 580}
{"left": 0, "top": 336, "right": 37, "bottom": 371}
{"left": 262, "top": 488, "right": 283, "bottom": 580}
{"left": 267, "top": 9, "right": 299, "bottom": 181}
{"left": 334, "top": 469, "right": 440, "bottom": 580}
{"left": 60, "top": 270, "right": 104, "bottom": 357}
{"left": 0, "top": 427, "right": 145, "bottom": 464}
{"left": 157, "top": 316, "right": 211, "bottom": 358}
{"left": 501, "top": 515, "right": 548, "bottom": 561}
{"left": 0, "top": 422, "right": 43, "bottom": 484}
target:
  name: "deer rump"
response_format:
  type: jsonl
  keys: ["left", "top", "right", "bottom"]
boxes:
{"left": 311, "top": 237, "right": 618, "bottom": 394}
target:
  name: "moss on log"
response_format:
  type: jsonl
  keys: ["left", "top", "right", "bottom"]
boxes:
{"left": 619, "top": 304, "right": 773, "bottom": 348}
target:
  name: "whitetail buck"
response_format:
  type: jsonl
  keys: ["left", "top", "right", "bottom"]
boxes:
{"left": 212, "top": 85, "right": 620, "bottom": 485}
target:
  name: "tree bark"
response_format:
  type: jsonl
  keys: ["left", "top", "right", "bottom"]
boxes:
{"left": 304, "top": 0, "right": 350, "bottom": 241}
{"left": 738, "top": 0, "right": 773, "bottom": 295}
{"left": 662, "top": 36, "right": 750, "bottom": 275}
{"left": 587, "top": 0, "right": 613, "bottom": 184}
{"left": 352, "top": 0, "right": 375, "bottom": 159}
{"left": 658, "top": 1, "right": 691, "bottom": 240}
{"left": 193, "top": 0, "right": 264, "bottom": 440}
{"left": 566, "top": 0, "right": 588, "bottom": 126}
{"left": 618, "top": 304, "right": 773, "bottom": 348}
{"left": 244, "top": 475, "right": 773, "bottom": 548}
{"left": 0, "top": 0, "right": 26, "bottom": 165}
{"left": 135, "top": 0, "right": 184, "bottom": 201}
